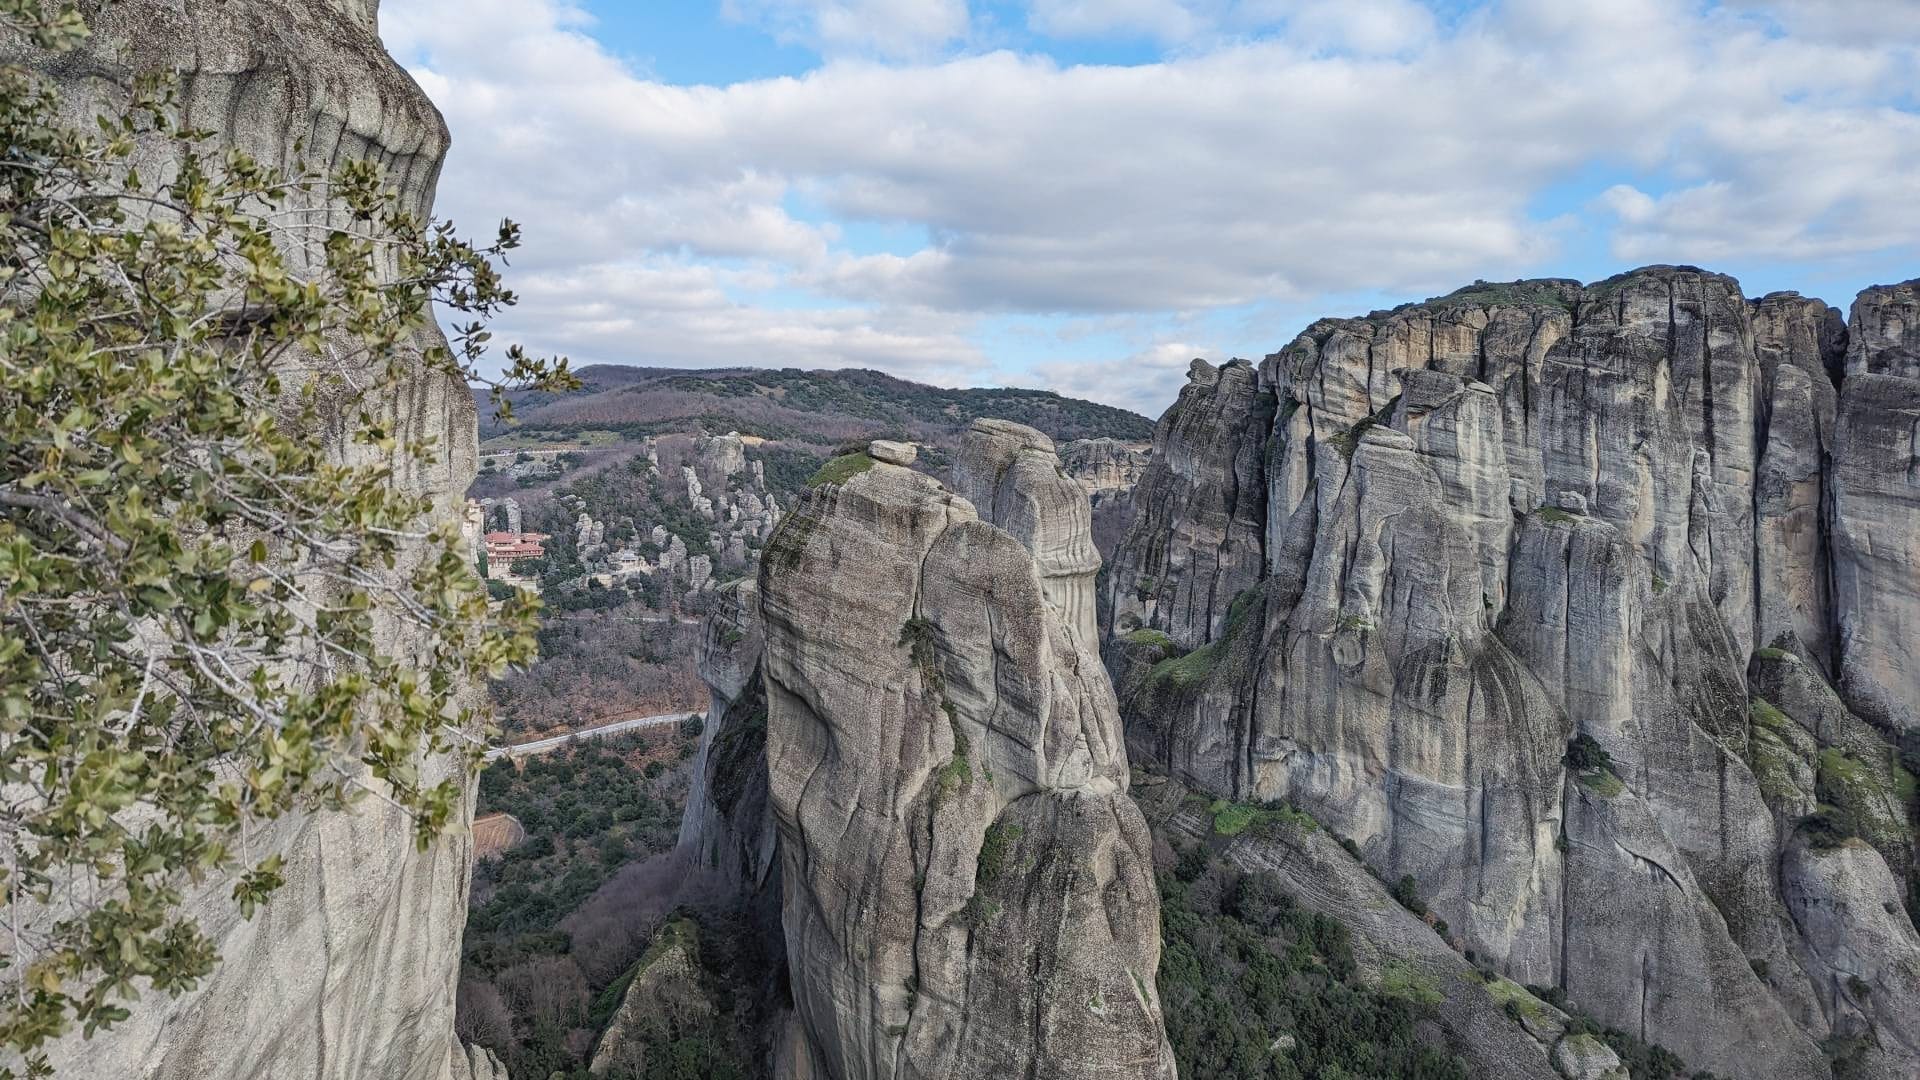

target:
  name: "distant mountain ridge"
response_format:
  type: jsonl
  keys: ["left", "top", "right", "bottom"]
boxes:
{"left": 477, "top": 364, "right": 1155, "bottom": 446}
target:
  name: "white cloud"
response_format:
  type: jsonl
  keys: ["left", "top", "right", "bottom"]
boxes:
{"left": 722, "top": 0, "right": 972, "bottom": 58}
{"left": 1023, "top": 341, "right": 1210, "bottom": 413}
{"left": 1027, "top": 0, "right": 1202, "bottom": 41}
{"left": 382, "top": 0, "right": 1920, "bottom": 417}
{"left": 1027, "top": 0, "right": 1434, "bottom": 51}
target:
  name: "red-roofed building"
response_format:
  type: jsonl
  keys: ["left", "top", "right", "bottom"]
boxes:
{"left": 483, "top": 531, "right": 551, "bottom": 578}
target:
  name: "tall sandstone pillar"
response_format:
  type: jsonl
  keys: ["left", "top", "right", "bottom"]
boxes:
{"left": 759, "top": 432, "right": 1177, "bottom": 1080}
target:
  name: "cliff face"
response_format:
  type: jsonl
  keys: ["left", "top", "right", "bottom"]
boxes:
{"left": 678, "top": 579, "right": 778, "bottom": 910}
{"left": 759, "top": 430, "right": 1177, "bottom": 1080}
{"left": 1108, "top": 268, "right": 1920, "bottom": 1080}
{"left": 23, "top": 4, "right": 492, "bottom": 1079}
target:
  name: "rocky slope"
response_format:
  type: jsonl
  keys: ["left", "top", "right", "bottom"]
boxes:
{"left": 757, "top": 427, "right": 1177, "bottom": 1080}
{"left": 18, "top": 4, "right": 495, "bottom": 1078}
{"left": 1106, "top": 268, "right": 1920, "bottom": 1080}
{"left": 1133, "top": 777, "right": 1623, "bottom": 1080}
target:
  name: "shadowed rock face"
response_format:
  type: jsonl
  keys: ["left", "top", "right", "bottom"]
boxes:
{"left": 761, "top": 422, "right": 1176, "bottom": 1080}
{"left": 13, "top": 4, "right": 492, "bottom": 1079}
{"left": 1107, "top": 267, "right": 1920, "bottom": 1080}
{"left": 1106, "top": 358, "right": 1273, "bottom": 650}
{"left": 678, "top": 580, "right": 779, "bottom": 912}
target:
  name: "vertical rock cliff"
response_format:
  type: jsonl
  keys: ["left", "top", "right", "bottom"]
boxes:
{"left": 17, "top": 4, "right": 495, "bottom": 1078}
{"left": 678, "top": 579, "right": 778, "bottom": 912}
{"left": 1108, "top": 268, "right": 1920, "bottom": 1080}
{"left": 760, "top": 431, "right": 1177, "bottom": 1080}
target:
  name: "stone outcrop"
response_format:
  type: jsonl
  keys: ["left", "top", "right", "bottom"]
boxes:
{"left": 1830, "top": 283, "right": 1920, "bottom": 734}
{"left": 1106, "top": 358, "right": 1272, "bottom": 649}
{"left": 761, "top": 422, "right": 1176, "bottom": 1080}
{"left": 868, "top": 438, "right": 918, "bottom": 466}
{"left": 1060, "top": 438, "right": 1150, "bottom": 609}
{"left": 950, "top": 419, "right": 1103, "bottom": 648}
{"left": 1060, "top": 437, "right": 1151, "bottom": 499}
{"left": 587, "top": 919, "right": 715, "bottom": 1077}
{"left": 1106, "top": 269, "right": 1920, "bottom": 1080}
{"left": 677, "top": 579, "right": 779, "bottom": 914}
{"left": 12, "top": 3, "right": 490, "bottom": 1078}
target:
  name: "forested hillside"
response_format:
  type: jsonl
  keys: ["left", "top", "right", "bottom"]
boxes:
{"left": 477, "top": 365, "right": 1154, "bottom": 446}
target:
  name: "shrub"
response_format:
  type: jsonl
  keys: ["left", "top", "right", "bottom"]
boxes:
{"left": 1173, "top": 843, "right": 1211, "bottom": 883}
{"left": 807, "top": 451, "right": 875, "bottom": 487}
{"left": 1157, "top": 856, "right": 1467, "bottom": 1079}
{"left": 976, "top": 821, "right": 1025, "bottom": 886}
{"left": 1564, "top": 734, "right": 1614, "bottom": 773}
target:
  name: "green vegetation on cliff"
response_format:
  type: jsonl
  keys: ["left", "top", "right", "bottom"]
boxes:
{"left": 808, "top": 451, "right": 876, "bottom": 487}
{"left": 0, "top": 5, "right": 575, "bottom": 1062}
{"left": 1157, "top": 853, "right": 1469, "bottom": 1080}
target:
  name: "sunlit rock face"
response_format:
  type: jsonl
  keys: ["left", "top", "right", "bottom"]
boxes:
{"left": 10, "top": 3, "right": 491, "bottom": 1078}
{"left": 1106, "top": 267, "right": 1920, "bottom": 1080}
{"left": 760, "top": 424, "right": 1177, "bottom": 1080}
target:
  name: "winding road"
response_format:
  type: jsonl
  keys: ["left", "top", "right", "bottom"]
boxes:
{"left": 484, "top": 709, "right": 702, "bottom": 761}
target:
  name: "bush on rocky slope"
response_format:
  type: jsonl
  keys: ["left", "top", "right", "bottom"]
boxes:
{"left": 1157, "top": 851, "right": 1469, "bottom": 1080}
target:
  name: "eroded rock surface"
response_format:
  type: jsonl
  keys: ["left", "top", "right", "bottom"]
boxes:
{"left": 1107, "top": 268, "right": 1920, "bottom": 1080}
{"left": 950, "top": 419, "right": 1103, "bottom": 648}
{"left": 12, "top": 4, "right": 489, "bottom": 1078}
{"left": 1106, "top": 358, "right": 1272, "bottom": 649}
{"left": 678, "top": 579, "right": 779, "bottom": 911}
{"left": 762, "top": 426, "right": 1176, "bottom": 1080}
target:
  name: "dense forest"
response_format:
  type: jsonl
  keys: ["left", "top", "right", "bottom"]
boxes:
{"left": 457, "top": 736, "right": 703, "bottom": 1077}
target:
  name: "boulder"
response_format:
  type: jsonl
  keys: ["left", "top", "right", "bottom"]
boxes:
{"left": 868, "top": 438, "right": 918, "bottom": 466}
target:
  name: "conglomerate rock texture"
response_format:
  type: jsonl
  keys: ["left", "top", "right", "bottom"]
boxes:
{"left": 759, "top": 421, "right": 1177, "bottom": 1080}
{"left": 13, "top": 4, "right": 490, "bottom": 1079}
{"left": 1106, "top": 268, "right": 1920, "bottom": 1080}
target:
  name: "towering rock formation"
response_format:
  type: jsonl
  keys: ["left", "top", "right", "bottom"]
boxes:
{"left": 12, "top": 4, "right": 496, "bottom": 1078}
{"left": 1831, "top": 280, "right": 1920, "bottom": 735}
{"left": 1060, "top": 437, "right": 1152, "bottom": 501}
{"left": 950, "top": 420, "right": 1104, "bottom": 647}
{"left": 760, "top": 435, "right": 1177, "bottom": 1080}
{"left": 1108, "top": 268, "right": 1920, "bottom": 1080}
{"left": 1106, "top": 358, "right": 1272, "bottom": 649}
{"left": 677, "top": 579, "right": 779, "bottom": 916}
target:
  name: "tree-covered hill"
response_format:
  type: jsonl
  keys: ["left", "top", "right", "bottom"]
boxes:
{"left": 477, "top": 364, "right": 1154, "bottom": 446}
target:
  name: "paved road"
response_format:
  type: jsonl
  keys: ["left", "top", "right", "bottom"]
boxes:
{"left": 485, "top": 710, "right": 701, "bottom": 761}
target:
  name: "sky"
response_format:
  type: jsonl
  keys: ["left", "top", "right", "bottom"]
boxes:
{"left": 379, "top": 0, "right": 1920, "bottom": 416}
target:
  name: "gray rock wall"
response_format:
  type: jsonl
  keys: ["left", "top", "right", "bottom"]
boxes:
{"left": 1105, "top": 359, "right": 1272, "bottom": 649}
{"left": 17, "top": 4, "right": 487, "bottom": 1078}
{"left": 1107, "top": 267, "right": 1920, "bottom": 1080}
{"left": 677, "top": 580, "right": 779, "bottom": 908}
{"left": 761, "top": 432, "right": 1177, "bottom": 1080}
